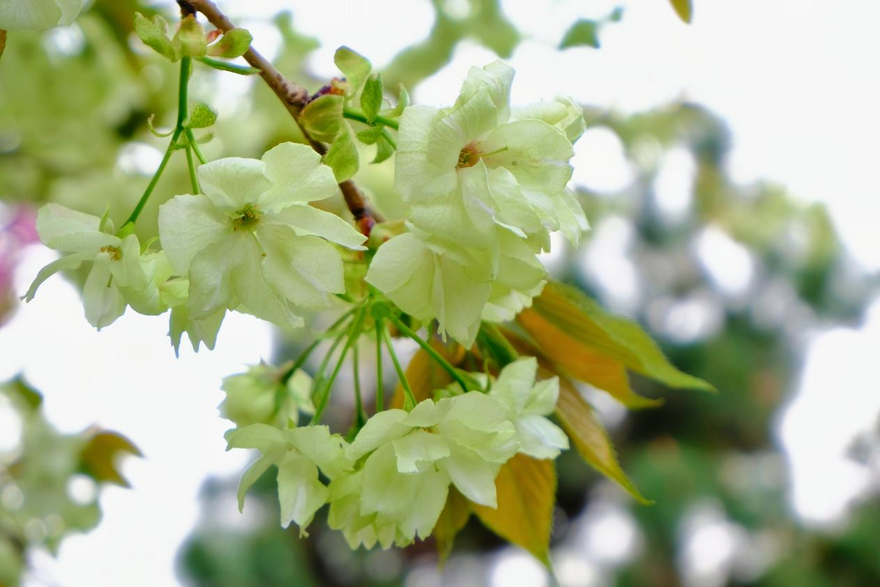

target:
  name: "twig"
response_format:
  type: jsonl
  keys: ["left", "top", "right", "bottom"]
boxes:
{"left": 183, "top": 0, "right": 382, "bottom": 231}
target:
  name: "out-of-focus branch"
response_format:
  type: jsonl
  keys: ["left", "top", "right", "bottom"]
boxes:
{"left": 181, "top": 0, "right": 381, "bottom": 232}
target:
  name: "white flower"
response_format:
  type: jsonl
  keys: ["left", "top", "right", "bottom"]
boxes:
{"left": 226, "top": 423, "right": 351, "bottom": 533}
{"left": 341, "top": 393, "right": 519, "bottom": 545}
{"left": 24, "top": 204, "right": 147, "bottom": 329}
{"left": 0, "top": 0, "right": 85, "bottom": 31}
{"left": 489, "top": 358, "right": 569, "bottom": 460}
{"left": 158, "top": 142, "right": 366, "bottom": 330}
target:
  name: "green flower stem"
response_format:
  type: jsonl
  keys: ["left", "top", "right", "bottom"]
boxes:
{"left": 342, "top": 106, "right": 400, "bottom": 131}
{"left": 375, "top": 318, "right": 385, "bottom": 413}
{"left": 381, "top": 127, "right": 397, "bottom": 150}
{"left": 352, "top": 344, "right": 367, "bottom": 428}
{"left": 307, "top": 329, "right": 349, "bottom": 424}
{"left": 196, "top": 55, "right": 261, "bottom": 75}
{"left": 389, "top": 315, "right": 474, "bottom": 393}
{"left": 383, "top": 324, "right": 416, "bottom": 411}
{"left": 312, "top": 306, "right": 366, "bottom": 423}
{"left": 185, "top": 128, "right": 208, "bottom": 164}
{"left": 185, "top": 146, "right": 200, "bottom": 193}
{"left": 482, "top": 322, "right": 520, "bottom": 364}
{"left": 279, "top": 305, "right": 360, "bottom": 384}
{"left": 123, "top": 57, "right": 193, "bottom": 226}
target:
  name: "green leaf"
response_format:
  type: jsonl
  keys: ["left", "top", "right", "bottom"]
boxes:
{"left": 206, "top": 28, "right": 252, "bottom": 58}
{"left": 556, "top": 378, "right": 651, "bottom": 503}
{"left": 188, "top": 102, "right": 217, "bottom": 129}
{"left": 300, "top": 95, "right": 344, "bottom": 143}
{"left": 174, "top": 15, "right": 207, "bottom": 58}
{"left": 559, "top": 19, "right": 601, "bottom": 49}
{"left": 197, "top": 56, "right": 261, "bottom": 75}
{"left": 361, "top": 74, "right": 384, "bottom": 123}
{"left": 471, "top": 454, "right": 556, "bottom": 565}
{"left": 324, "top": 131, "right": 359, "bottom": 181}
{"left": 433, "top": 487, "right": 471, "bottom": 564}
{"left": 334, "top": 46, "right": 372, "bottom": 97}
{"left": 372, "top": 134, "right": 394, "bottom": 164}
{"left": 134, "top": 12, "right": 179, "bottom": 62}
{"left": 356, "top": 126, "right": 383, "bottom": 145}
{"left": 668, "top": 0, "right": 693, "bottom": 23}
{"left": 385, "top": 84, "right": 410, "bottom": 118}
{"left": 522, "top": 282, "right": 716, "bottom": 395}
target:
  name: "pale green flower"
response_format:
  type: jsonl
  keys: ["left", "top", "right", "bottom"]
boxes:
{"left": 365, "top": 229, "right": 494, "bottom": 346}
{"left": 395, "top": 61, "right": 579, "bottom": 249}
{"left": 512, "top": 96, "right": 586, "bottom": 144}
{"left": 24, "top": 204, "right": 147, "bottom": 329}
{"left": 482, "top": 230, "right": 547, "bottom": 323}
{"left": 0, "top": 0, "right": 84, "bottom": 31}
{"left": 327, "top": 470, "right": 409, "bottom": 550}
{"left": 345, "top": 393, "right": 519, "bottom": 544}
{"left": 226, "top": 423, "right": 351, "bottom": 533}
{"left": 489, "top": 358, "right": 569, "bottom": 460}
{"left": 220, "top": 363, "right": 314, "bottom": 428}
{"left": 158, "top": 142, "right": 365, "bottom": 330}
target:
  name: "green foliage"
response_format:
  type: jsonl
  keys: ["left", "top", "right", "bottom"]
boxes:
{"left": 207, "top": 28, "right": 252, "bottom": 58}
{"left": 560, "top": 19, "right": 601, "bottom": 49}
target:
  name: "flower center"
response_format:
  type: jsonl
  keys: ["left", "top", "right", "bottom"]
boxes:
{"left": 99, "top": 245, "right": 121, "bottom": 261}
{"left": 232, "top": 203, "right": 262, "bottom": 231}
{"left": 457, "top": 143, "right": 480, "bottom": 168}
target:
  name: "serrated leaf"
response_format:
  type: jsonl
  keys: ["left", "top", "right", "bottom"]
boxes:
{"left": 373, "top": 134, "right": 394, "bottom": 164}
{"left": 471, "top": 454, "right": 556, "bottom": 565}
{"left": 556, "top": 378, "right": 651, "bottom": 503}
{"left": 520, "top": 282, "right": 715, "bottom": 399}
{"left": 206, "top": 27, "right": 252, "bottom": 58}
{"left": 433, "top": 486, "right": 471, "bottom": 564}
{"left": 361, "top": 74, "right": 384, "bottom": 123}
{"left": 79, "top": 431, "right": 142, "bottom": 487}
{"left": 668, "top": 0, "right": 693, "bottom": 23}
{"left": 134, "top": 12, "right": 179, "bottom": 62}
{"left": 174, "top": 15, "right": 207, "bottom": 58}
{"left": 188, "top": 102, "right": 217, "bottom": 129}
{"left": 300, "top": 94, "right": 344, "bottom": 143}
{"left": 324, "top": 131, "right": 359, "bottom": 181}
{"left": 560, "top": 19, "right": 601, "bottom": 49}
{"left": 356, "top": 126, "right": 383, "bottom": 145}
{"left": 334, "top": 46, "right": 372, "bottom": 98}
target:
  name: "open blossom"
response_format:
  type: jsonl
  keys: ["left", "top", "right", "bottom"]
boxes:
{"left": 24, "top": 204, "right": 147, "bottom": 329}
{"left": 338, "top": 393, "right": 519, "bottom": 546}
{"left": 158, "top": 142, "right": 366, "bottom": 330}
{"left": 489, "top": 358, "right": 569, "bottom": 459}
{"left": 0, "top": 0, "right": 85, "bottom": 31}
{"left": 394, "top": 61, "right": 583, "bottom": 249}
{"left": 226, "top": 423, "right": 351, "bottom": 533}
{"left": 220, "top": 362, "right": 314, "bottom": 428}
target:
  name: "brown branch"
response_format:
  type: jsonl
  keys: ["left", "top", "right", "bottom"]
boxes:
{"left": 183, "top": 0, "right": 381, "bottom": 233}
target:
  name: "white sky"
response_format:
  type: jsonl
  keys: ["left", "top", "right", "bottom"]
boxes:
{"left": 4, "top": 0, "right": 880, "bottom": 585}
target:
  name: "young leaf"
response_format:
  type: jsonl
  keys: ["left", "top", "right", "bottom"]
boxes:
{"left": 373, "top": 134, "right": 394, "bottom": 164}
{"left": 206, "top": 27, "right": 252, "bottom": 58}
{"left": 334, "top": 46, "right": 372, "bottom": 97}
{"left": 300, "top": 95, "right": 344, "bottom": 143}
{"left": 361, "top": 74, "right": 384, "bottom": 123}
{"left": 385, "top": 84, "right": 410, "bottom": 118}
{"left": 134, "top": 12, "right": 179, "bottom": 62}
{"left": 556, "top": 377, "right": 651, "bottom": 503}
{"left": 79, "top": 431, "right": 142, "bottom": 487}
{"left": 523, "top": 282, "right": 716, "bottom": 394}
{"left": 324, "top": 130, "right": 359, "bottom": 181}
{"left": 197, "top": 56, "right": 261, "bottom": 75}
{"left": 518, "top": 308, "right": 662, "bottom": 408}
{"left": 471, "top": 454, "right": 556, "bottom": 566}
{"left": 356, "top": 126, "right": 383, "bottom": 145}
{"left": 668, "top": 0, "right": 693, "bottom": 23}
{"left": 174, "top": 15, "right": 207, "bottom": 58}
{"left": 188, "top": 102, "right": 217, "bottom": 129}
{"left": 559, "top": 19, "right": 601, "bottom": 49}
{"left": 433, "top": 487, "right": 471, "bottom": 564}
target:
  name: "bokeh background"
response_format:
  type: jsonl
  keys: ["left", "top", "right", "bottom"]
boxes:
{"left": 2, "top": 1, "right": 880, "bottom": 586}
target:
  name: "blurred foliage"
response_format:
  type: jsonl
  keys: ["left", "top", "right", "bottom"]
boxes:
{"left": 0, "top": 377, "right": 139, "bottom": 585}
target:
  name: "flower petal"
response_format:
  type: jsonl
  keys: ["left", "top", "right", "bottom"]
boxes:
{"left": 516, "top": 415, "right": 569, "bottom": 460}
{"left": 187, "top": 237, "right": 238, "bottom": 318}
{"left": 36, "top": 204, "right": 117, "bottom": 253}
{"left": 236, "top": 450, "right": 281, "bottom": 512}
{"left": 261, "top": 142, "right": 340, "bottom": 210}
{"left": 82, "top": 257, "right": 126, "bottom": 329}
{"left": 481, "top": 119, "right": 574, "bottom": 195}
{"left": 457, "top": 61, "right": 515, "bottom": 124}
{"left": 394, "top": 105, "right": 458, "bottom": 203}
{"left": 438, "top": 442, "right": 498, "bottom": 507}
{"left": 277, "top": 453, "right": 329, "bottom": 532}
{"left": 224, "top": 423, "right": 287, "bottom": 451}
{"left": 231, "top": 236, "right": 303, "bottom": 329}
{"left": 271, "top": 206, "right": 366, "bottom": 250}
{"left": 392, "top": 430, "right": 451, "bottom": 474}
{"left": 287, "top": 425, "right": 351, "bottom": 480}
{"left": 348, "top": 409, "right": 411, "bottom": 461}
{"left": 365, "top": 233, "right": 435, "bottom": 323}
{"left": 22, "top": 251, "right": 90, "bottom": 302}
{"left": 158, "top": 195, "right": 229, "bottom": 275}
{"left": 198, "top": 157, "right": 271, "bottom": 210}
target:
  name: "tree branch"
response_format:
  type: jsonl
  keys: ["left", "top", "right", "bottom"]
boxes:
{"left": 183, "top": 0, "right": 381, "bottom": 232}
